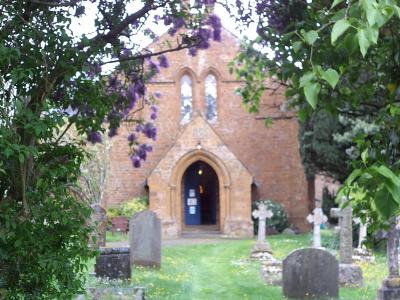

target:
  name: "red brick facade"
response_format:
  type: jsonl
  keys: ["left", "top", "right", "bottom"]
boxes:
{"left": 103, "top": 28, "right": 311, "bottom": 237}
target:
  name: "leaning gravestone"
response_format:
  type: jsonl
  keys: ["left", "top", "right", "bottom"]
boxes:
{"left": 95, "top": 247, "right": 131, "bottom": 280}
{"left": 283, "top": 248, "right": 339, "bottom": 299}
{"left": 130, "top": 210, "right": 161, "bottom": 268}
{"left": 89, "top": 204, "right": 107, "bottom": 247}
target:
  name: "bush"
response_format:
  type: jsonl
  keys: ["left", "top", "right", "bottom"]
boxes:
{"left": 321, "top": 187, "right": 338, "bottom": 224}
{"left": 252, "top": 199, "right": 289, "bottom": 234}
{"left": 106, "top": 196, "right": 149, "bottom": 218}
{"left": 120, "top": 196, "right": 148, "bottom": 217}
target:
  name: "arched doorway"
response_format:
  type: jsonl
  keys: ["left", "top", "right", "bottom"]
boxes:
{"left": 182, "top": 160, "right": 219, "bottom": 229}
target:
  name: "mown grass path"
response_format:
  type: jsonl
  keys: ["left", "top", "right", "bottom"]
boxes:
{"left": 89, "top": 233, "right": 387, "bottom": 299}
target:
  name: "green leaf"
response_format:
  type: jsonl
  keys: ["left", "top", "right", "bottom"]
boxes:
{"left": 331, "top": 19, "right": 351, "bottom": 44}
{"left": 322, "top": 68, "right": 340, "bottom": 89}
{"left": 346, "top": 168, "right": 363, "bottom": 185}
{"left": 357, "top": 28, "right": 370, "bottom": 57}
{"left": 366, "top": 7, "right": 378, "bottom": 25}
{"left": 303, "top": 82, "right": 321, "bottom": 109}
{"left": 365, "top": 25, "right": 379, "bottom": 44}
{"left": 299, "top": 72, "right": 316, "bottom": 88}
{"left": 374, "top": 188, "right": 398, "bottom": 220}
{"left": 371, "top": 165, "right": 400, "bottom": 204}
{"left": 394, "top": 5, "right": 400, "bottom": 18}
{"left": 292, "top": 41, "right": 303, "bottom": 53}
{"left": 4, "top": 148, "right": 13, "bottom": 158}
{"left": 19, "top": 153, "right": 24, "bottom": 163}
{"left": 331, "top": 0, "right": 344, "bottom": 9}
{"left": 361, "top": 148, "right": 368, "bottom": 164}
{"left": 304, "top": 30, "right": 319, "bottom": 45}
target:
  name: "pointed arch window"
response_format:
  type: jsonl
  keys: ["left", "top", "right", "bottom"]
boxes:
{"left": 205, "top": 74, "right": 217, "bottom": 121}
{"left": 181, "top": 74, "right": 192, "bottom": 122}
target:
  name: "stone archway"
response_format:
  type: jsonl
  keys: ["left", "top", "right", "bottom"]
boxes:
{"left": 147, "top": 114, "right": 254, "bottom": 238}
{"left": 169, "top": 149, "right": 231, "bottom": 235}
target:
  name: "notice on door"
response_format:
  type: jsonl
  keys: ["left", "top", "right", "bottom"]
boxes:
{"left": 187, "top": 198, "right": 197, "bottom": 206}
{"left": 189, "top": 189, "right": 195, "bottom": 197}
{"left": 189, "top": 206, "right": 196, "bottom": 214}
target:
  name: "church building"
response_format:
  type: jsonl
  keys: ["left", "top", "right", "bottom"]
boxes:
{"left": 103, "top": 28, "right": 311, "bottom": 238}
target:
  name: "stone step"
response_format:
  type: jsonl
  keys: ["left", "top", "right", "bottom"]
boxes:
{"left": 180, "top": 231, "right": 225, "bottom": 239}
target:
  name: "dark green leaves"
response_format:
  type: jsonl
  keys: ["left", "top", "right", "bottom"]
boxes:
{"left": 322, "top": 68, "right": 340, "bottom": 89}
{"left": 303, "top": 30, "right": 319, "bottom": 45}
{"left": 304, "top": 82, "right": 321, "bottom": 109}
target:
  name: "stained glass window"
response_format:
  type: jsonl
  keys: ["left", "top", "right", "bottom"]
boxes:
{"left": 205, "top": 74, "right": 217, "bottom": 121}
{"left": 181, "top": 75, "right": 192, "bottom": 122}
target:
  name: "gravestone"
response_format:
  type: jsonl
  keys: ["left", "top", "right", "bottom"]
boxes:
{"left": 129, "top": 210, "right": 161, "bottom": 268}
{"left": 378, "top": 217, "right": 400, "bottom": 300}
{"left": 353, "top": 217, "right": 374, "bottom": 263}
{"left": 307, "top": 207, "right": 327, "bottom": 248}
{"left": 95, "top": 247, "right": 131, "bottom": 280}
{"left": 89, "top": 204, "right": 107, "bottom": 247}
{"left": 330, "top": 198, "right": 363, "bottom": 287}
{"left": 251, "top": 202, "right": 273, "bottom": 259}
{"left": 282, "top": 248, "right": 339, "bottom": 299}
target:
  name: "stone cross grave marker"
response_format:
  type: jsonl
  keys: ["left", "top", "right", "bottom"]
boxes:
{"left": 307, "top": 207, "right": 327, "bottom": 248}
{"left": 330, "top": 198, "right": 363, "bottom": 287}
{"left": 354, "top": 217, "right": 368, "bottom": 249}
{"left": 378, "top": 216, "right": 400, "bottom": 300}
{"left": 129, "top": 210, "right": 161, "bottom": 268}
{"left": 330, "top": 203, "right": 352, "bottom": 264}
{"left": 251, "top": 202, "right": 273, "bottom": 256}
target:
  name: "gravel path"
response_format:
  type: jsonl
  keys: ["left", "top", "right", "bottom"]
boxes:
{"left": 107, "top": 236, "right": 240, "bottom": 248}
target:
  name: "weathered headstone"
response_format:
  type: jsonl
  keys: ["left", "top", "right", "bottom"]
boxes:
{"left": 129, "top": 210, "right": 161, "bottom": 268}
{"left": 282, "top": 248, "right": 339, "bottom": 299}
{"left": 330, "top": 198, "right": 363, "bottom": 287}
{"left": 307, "top": 207, "right": 327, "bottom": 248}
{"left": 378, "top": 217, "right": 400, "bottom": 300}
{"left": 95, "top": 247, "right": 131, "bottom": 280}
{"left": 251, "top": 202, "right": 273, "bottom": 259}
{"left": 89, "top": 204, "right": 107, "bottom": 247}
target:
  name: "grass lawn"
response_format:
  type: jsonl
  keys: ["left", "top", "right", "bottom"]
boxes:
{"left": 88, "top": 231, "right": 387, "bottom": 299}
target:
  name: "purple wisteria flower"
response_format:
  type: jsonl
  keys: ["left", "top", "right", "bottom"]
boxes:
{"left": 158, "top": 54, "right": 169, "bottom": 68}
{"left": 142, "top": 122, "right": 157, "bottom": 140}
{"left": 150, "top": 105, "right": 158, "bottom": 120}
{"left": 127, "top": 84, "right": 138, "bottom": 109}
{"left": 131, "top": 155, "right": 141, "bottom": 168}
{"left": 189, "top": 47, "right": 197, "bottom": 56}
{"left": 208, "top": 14, "right": 222, "bottom": 41}
{"left": 88, "top": 130, "right": 102, "bottom": 144}
{"left": 136, "top": 123, "right": 144, "bottom": 132}
{"left": 134, "top": 80, "right": 146, "bottom": 96}
{"left": 128, "top": 133, "right": 137, "bottom": 143}
{"left": 148, "top": 59, "right": 160, "bottom": 74}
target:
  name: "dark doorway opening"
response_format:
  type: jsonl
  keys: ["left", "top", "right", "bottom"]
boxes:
{"left": 183, "top": 160, "right": 219, "bottom": 226}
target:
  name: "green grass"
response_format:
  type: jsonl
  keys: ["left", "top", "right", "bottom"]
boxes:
{"left": 87, "top": 231, "right": 387, "bottom": 299}
{"left": 105, "top": 231, "right": 128, "bottom": 243}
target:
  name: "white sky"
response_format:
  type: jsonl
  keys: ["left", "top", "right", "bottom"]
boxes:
{"left": 70, "top": 2, "right": 258, "bottom": 47}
